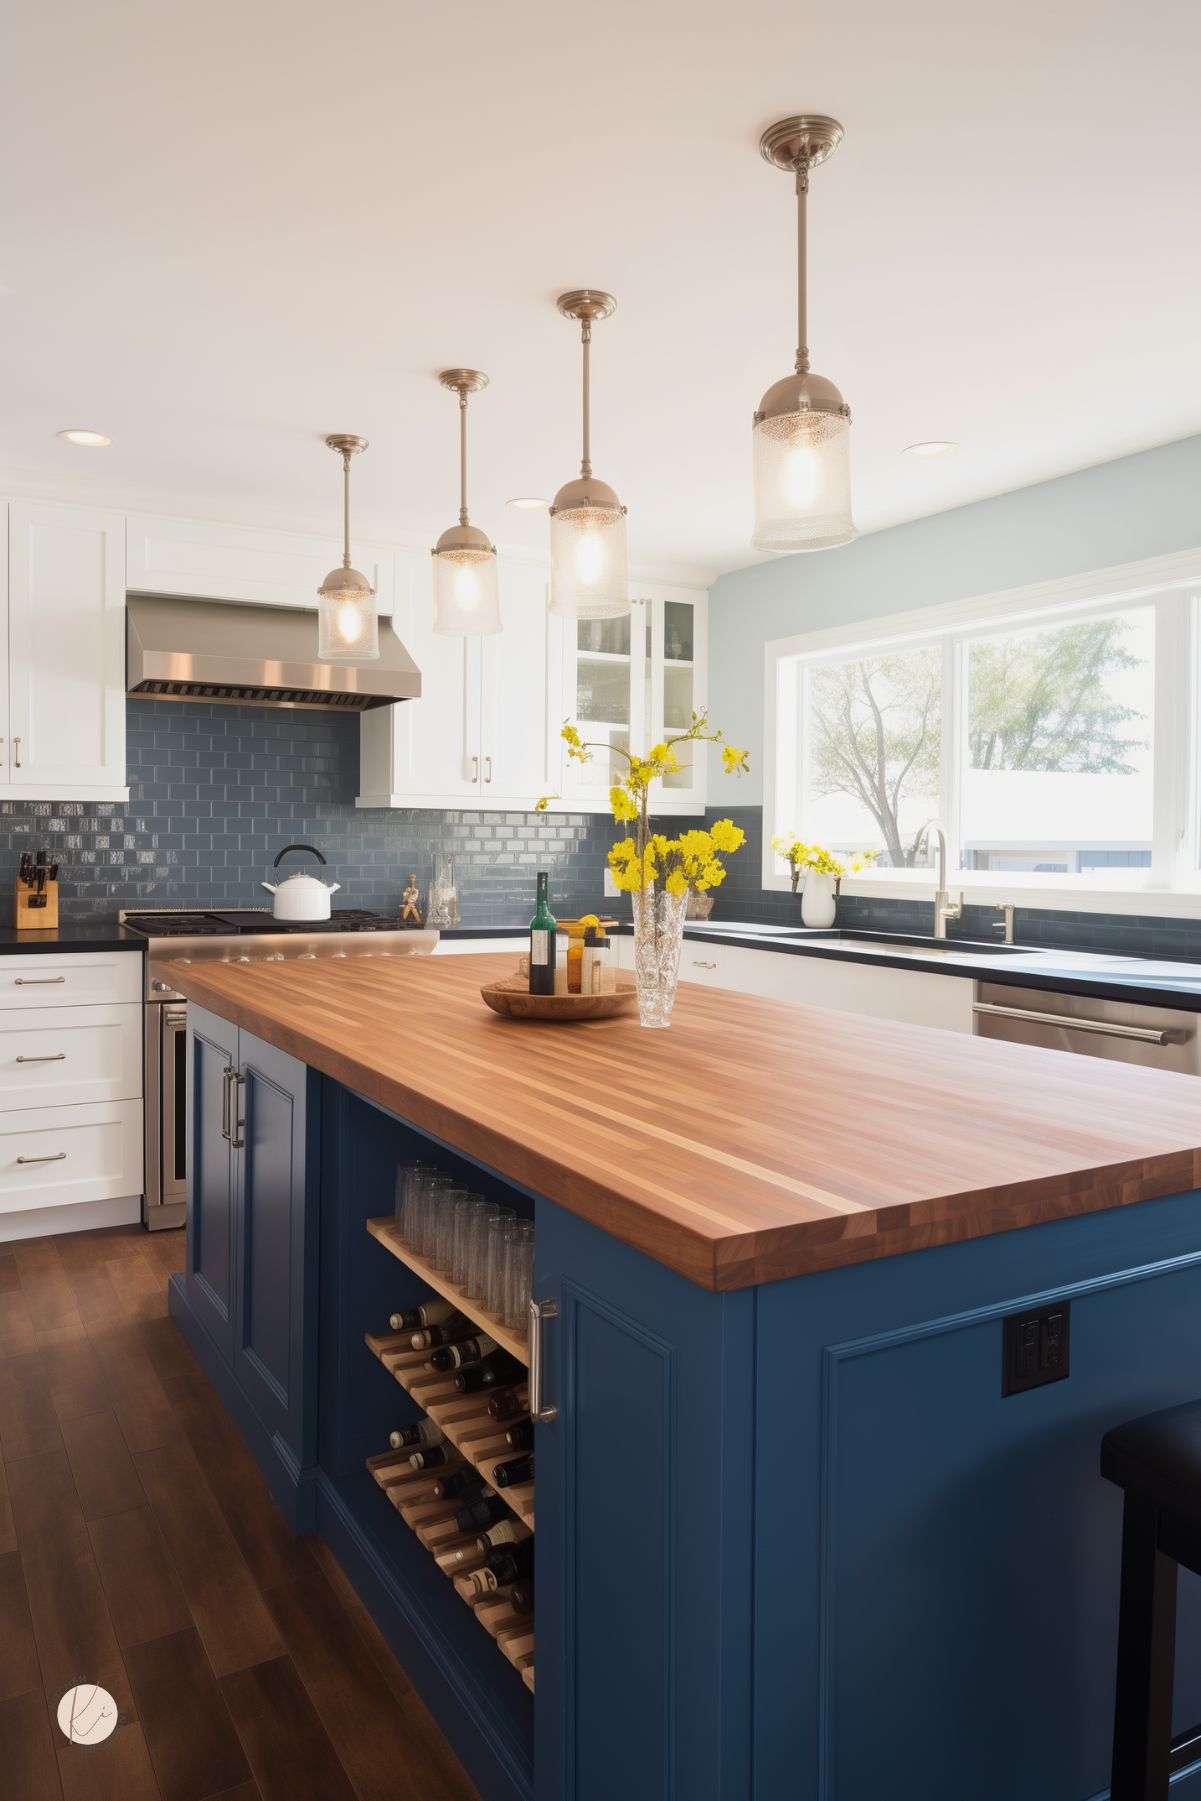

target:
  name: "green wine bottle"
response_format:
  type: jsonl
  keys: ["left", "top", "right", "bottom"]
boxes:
{"left": 528, "top": 871, "right": 558, "bottom": 997}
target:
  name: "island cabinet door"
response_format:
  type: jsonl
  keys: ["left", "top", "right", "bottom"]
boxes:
{"left": 185, "top": 1003, "right": 239, "bottom": 1361}
{"left": 532, "top": 1200, "right": 756, "bottom": 1801}
{"left": 230, "top": 1029, "right": 318, "bottom": 1469}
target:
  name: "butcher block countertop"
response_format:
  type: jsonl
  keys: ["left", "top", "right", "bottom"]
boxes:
{"left": 167, "top": 951, "right": 1201, "bottom": 1291}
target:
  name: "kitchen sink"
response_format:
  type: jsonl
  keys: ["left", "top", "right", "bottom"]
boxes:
{"left": 788, "top": 931, "right": 1033, "bottom": 957}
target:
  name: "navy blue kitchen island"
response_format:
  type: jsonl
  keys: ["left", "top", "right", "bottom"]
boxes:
{"left": 167, "top": 953, "right": 1201, "bottom": 1801}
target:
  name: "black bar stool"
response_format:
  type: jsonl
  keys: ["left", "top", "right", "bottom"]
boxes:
{"left": 1102, "top": 1399, "right": 1201, "bottom": 1800}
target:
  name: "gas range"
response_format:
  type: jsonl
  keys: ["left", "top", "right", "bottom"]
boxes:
{"left": 120, "top": 908, "right": 440, "bottom": 1002}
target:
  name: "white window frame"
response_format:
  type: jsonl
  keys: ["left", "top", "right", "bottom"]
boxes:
{"left": 762, "top": 547, "right": 1201, "bottom": 916}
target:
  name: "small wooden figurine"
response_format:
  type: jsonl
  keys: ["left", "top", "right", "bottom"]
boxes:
{"left": 401, "top": 874, "right": 423, "bottom": 926}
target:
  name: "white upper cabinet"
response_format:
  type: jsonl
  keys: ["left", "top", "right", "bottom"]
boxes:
{"left": 4, "top": 501, "right": 128, "bottom": 801}
{"left": 555, "top": 583, "right": 709, "bottom": 814}
{"left": 126, "top": 514, "right": 395, "bottom": 615}
{"left": 359, "top": 550, "right": 555, "bottom": 810}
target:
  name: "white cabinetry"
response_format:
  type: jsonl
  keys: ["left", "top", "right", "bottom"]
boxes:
{"left": 126, "top": 514, "right": 395, "bottom": 615}
{"left": 2, "top": 501, "right": 128, "bottom": 801}
{"left": 615, "top": 936, "right": 975, "bottom": 1032}
{"left": 556, "top": 584, "right": 708, "bottom": 815}
{"left": 0, "top": 952, "right": 144, "bottom": 1241}
{"left": 358, "top": 551, "right": 555, "bottom": 810}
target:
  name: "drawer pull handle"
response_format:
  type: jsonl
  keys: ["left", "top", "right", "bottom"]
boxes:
{"left": 15, "top": 1053, "right": 66, "bottom": 1063}
{"left": 692, "top": 959, "right": 718, "bottom": 970}
{"left": 17, "top": 1151, "right": 67, "bottom": 1164}
{"left": 14, "top": 976, "right": 66, "bottom": 985}
{"left": 13, "top": 736, "right": 21, "bottom": 769}
{"left": 528, "top": 1295, "right": 558, "bottom": 1425}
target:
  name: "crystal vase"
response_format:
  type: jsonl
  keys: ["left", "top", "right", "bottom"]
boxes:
{"left": 631, "top": 884, "right": 689, "bottom": 1029}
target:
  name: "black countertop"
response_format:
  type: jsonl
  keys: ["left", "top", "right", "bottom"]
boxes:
{"left": 0, "top": 921, "right": 144, "bottom": 953}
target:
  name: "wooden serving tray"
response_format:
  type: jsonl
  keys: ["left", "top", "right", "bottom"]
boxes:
{"left": 481, "top": 972, "right": 637, "bottom": 1022}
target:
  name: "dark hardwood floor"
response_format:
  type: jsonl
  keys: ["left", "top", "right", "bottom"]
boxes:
{"left": 0, "top": 1224, "right": 480, "bottom": 1801}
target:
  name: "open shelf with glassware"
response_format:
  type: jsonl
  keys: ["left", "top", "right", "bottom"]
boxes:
{"left": 365, "top": 1216, "right": 529, "bottom": 1365}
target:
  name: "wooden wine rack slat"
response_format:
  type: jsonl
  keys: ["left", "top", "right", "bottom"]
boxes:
{"left": 365, "top": 1329, "right": 535, "bottom": 1528}
{"left": 367, "top": 1447, "right": 534, "bottom": 1689}
{"left": 365, "top": 1216, "right": 529, "bottom": 1365}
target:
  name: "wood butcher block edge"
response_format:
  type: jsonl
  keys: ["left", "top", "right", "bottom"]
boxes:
{"left": 167, "top": 952, "right": 1201, "bottom": 1292}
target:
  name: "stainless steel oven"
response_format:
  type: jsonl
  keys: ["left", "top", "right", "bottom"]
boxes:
{"left": 144, "top": 979, "right": 188, "bottom": 1229}
{"left": 974, "top": 981, "right": 1201, "bottom": 1075}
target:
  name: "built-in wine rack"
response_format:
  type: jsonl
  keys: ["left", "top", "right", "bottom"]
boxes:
{"left": 365, "top": 1216, "right": 536, "bottom": 1693}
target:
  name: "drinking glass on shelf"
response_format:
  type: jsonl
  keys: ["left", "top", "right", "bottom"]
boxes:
{"left": 394, "top": 1161, "right": 436, "bottom": 1241}
{"left": 482, "top": 1208, "right": 517, "bottom": 1319}
{"left": 451, "top": 1197, "right": 487, "bottom": 1288}
{"left": 503, "top": 1219, "right": 535, "bottom": 1333}
{"left": 464, "top": 1201, "right": 500, "bottom": 1301}
{"left": 412, "top": 1170, "right": 454, "bottom": 1260}
{"left": 430, "top": 1187, "right": 468, "bottom": 1274}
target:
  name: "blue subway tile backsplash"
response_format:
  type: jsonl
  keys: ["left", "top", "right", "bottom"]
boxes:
{"left": 0, "top": 701, "right": 617, "bottom": 926}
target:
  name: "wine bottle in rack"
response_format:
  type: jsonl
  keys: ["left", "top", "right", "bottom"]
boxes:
{"left": 505, "top": 1418, "right": 533, "bottom": 1452}
{"left": 454, "top": 1350, "right": 525, "bottom": 1394}
{"left": 509, "top": 1579, "right": 534, "bottom": 1617}
{"left": 487, "top": 1536, "right": 535, "bottom": 1583}
{"left": 486, "top": 1388, "right": 526, "bottom": 1422}
{"left": 476, "top": 1517, "right": 532, "bottom": 1554}
{"left": 389, "top": 1297, "right": 459, "bottom": 1332}
{"left": 456, "top": 1492, "right": 510, "bottom": 1533}
{"left": 426, "top": 1333, "right": 498, "bottom": 1373}
{"left": 528, "top": 871, "right": 557, "bottom": 996}
{"left": 492, "top": 1452, "right": 534, "bottom": 1489}
{"left": 388, "top": 1419, "right": 445, "bottom": 1451}
{"left": 410, "top": 1314, "right": 473, "bottom": 1350}
{"left": 408, "top": 1444, "right": 460, "bottom": 1471}
{"left": 433, "top": 1468, "right": 492, "bottom": 1502}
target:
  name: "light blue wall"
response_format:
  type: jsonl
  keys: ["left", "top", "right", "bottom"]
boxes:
{"left": 709, "top": 434, "right": 1201, "bottom": 806}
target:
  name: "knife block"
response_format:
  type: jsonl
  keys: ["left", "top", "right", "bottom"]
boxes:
{"left": 14, "top": 877, "right": 58, "bottom": 930}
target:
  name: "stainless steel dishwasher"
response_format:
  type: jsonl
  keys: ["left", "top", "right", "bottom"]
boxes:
{"left": 973, "top": 982, "right": 1201, "bottom": 1075}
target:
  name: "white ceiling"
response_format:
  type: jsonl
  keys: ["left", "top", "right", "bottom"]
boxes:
{"left": 2, "top": 0, "right": 1199, "bottom": 586}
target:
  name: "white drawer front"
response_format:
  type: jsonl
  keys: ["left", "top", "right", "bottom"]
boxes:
{"left": 0, "top": 953, "right": 142, "bottom": 1010}
{"left": 0, "top": 1100, "right": 143, "bottom": 1214}
{"left": 0, "top": 1004, "right": 142, "bottom": 1111}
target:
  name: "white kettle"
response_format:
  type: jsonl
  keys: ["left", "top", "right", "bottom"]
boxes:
{"left": 261, "top": 843, "right": 341, "bottom": 921}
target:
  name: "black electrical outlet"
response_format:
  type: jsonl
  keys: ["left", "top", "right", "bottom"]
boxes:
{"left": 1002, "top": 1301, "right": 1070, "bottom": 1397}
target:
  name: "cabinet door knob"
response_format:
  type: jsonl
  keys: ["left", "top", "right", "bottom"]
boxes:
{"left": 528, "top": 1295, "right": 558, "bottom": 1424}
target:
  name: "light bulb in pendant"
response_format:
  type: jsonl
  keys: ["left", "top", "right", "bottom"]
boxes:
{"left": 431, "top": 370, "right": 501, "bottom": 636}
{"left": 548, "top": 290, "right": 629, "bottom": 620}
{"left": 317, "top": 434, "right": 379, "bottom": 662}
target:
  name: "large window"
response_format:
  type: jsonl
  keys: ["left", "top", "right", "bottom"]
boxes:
{"left": 766, "top": 555, "right": 1199, "bottom": 896}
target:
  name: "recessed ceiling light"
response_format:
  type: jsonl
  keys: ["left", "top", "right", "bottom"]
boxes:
{"left": 57, "top": 429, "right": 112, "bottom": 448}
{"left": 506, "top": 496, "right": 549, "bottom": 511}
{"left": 903, "top": 440, "right": 957, "bottom": 458}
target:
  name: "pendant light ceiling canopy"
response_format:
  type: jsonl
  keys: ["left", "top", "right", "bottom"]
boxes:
{"left": 752, "top": 115, "right": 856, "bottom": 554}
{"left": 431, "top": 369, "right": 501, "bottom": 636}
{"left": 549, "top": 289, "right": 630, "bottom": 620}
{"left": 317, "top": 433, "right": 380, "bottom": 661}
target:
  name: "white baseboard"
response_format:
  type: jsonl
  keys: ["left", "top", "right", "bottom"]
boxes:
{"left": 0, "top": 1193, "right": 142, "bottom": 1242}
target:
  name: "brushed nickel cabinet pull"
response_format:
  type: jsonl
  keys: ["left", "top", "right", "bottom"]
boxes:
{"left": 17, "top": 1151, "right": 67, "bottom": 1164}
{"left": 230, "top": 1069, "right": 246, "bottom": 1151}
{"left": 221, "top": 1064, "right": 235, "bottom": 1142}
{"left": 470, "top": 755, "right": 480, "bottom": 783}
{"left": 484, "top": 756, "right": 493, "bottom": 783}
{"left": 15, "top": 1053, "right": 66, "bottom": 1063}
{"left": 691, "top": 959, "right": 718, "bottom": 970}
{"left": 14, "top": 976, "right": 66, "bottom": 985}
{"left": 528, "top": 1295, "right": 558, "bottom": 1424}
{"left": 13, "top": 736, "right": 21, "bottom": 769}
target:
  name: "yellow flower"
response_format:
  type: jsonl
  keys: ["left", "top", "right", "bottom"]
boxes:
{"left": 709, "top": 818, "right": 745, "bottom": 853}
{"left": 721, "top": 744, "right": 749, "bottom": 776}
{"left": 649, "top": 742, "right": 681, "bottom": 774}
{"left": 534, "top": 795, "right": 554, "bottom": 813}
{"left": 701, "top": 861, "right": 726, "bottom": 887}
{"left": 561, "top": 721, "right": 592, "bottom": 765}
{"left": 665, "top": 870, "right": 688, "bottom": 897}
{"left": 609, "top": 786, "right": 638, "bottom": 822}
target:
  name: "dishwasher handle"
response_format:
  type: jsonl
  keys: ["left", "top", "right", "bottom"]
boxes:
{"left": 972, "top": 1000, "right": 1186, "bottom": 1047}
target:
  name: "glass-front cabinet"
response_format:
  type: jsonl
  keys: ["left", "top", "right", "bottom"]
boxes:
{"left": 557, "top": 583, "right": 708, "bottom": 814}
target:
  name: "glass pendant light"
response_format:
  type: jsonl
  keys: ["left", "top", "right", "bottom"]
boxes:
{"left": 317, "top": 433, "right": 379, "bottom": 661}
{"left": 549, "top": 290, "right": 629, "bottom": 619}
{"left": 431, "top": 370, "right": 501, "bottom": 636}
{"left": 752, "top": 116, "right": 855, "bottom": 553}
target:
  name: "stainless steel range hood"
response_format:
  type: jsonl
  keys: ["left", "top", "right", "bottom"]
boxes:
{"left": 126, "top": 595, "right": 421, "bottom": 711}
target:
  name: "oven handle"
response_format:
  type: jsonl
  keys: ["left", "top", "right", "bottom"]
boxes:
{"left": 973, "top": 1000, "right": 1185, "bottom": 1046}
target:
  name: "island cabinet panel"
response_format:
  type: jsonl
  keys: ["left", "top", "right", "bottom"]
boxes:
{"left": 172, "top": 1005, "right": 319, "bottom": 1527}
{"left": 534, "top": 1201, "right": 756, "bottom": 1801}
{"left": 750, "top": 1188, "right": 1201, "bottom": 1801}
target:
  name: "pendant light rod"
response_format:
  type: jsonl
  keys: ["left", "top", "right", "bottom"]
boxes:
{"left": 557, "top": 289, "right": 616, "bottom": 484}
{"left": 437, "top": 370, "right": 489, "bottom": 528}
{"left": 580, "top": 319, "right": 592, "bottom": 479}
{"left": 795, "top": 161, "right": 809, "bottom": 375}
{"left": 323, "top": 434, "right": 369, "bottom": 571}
